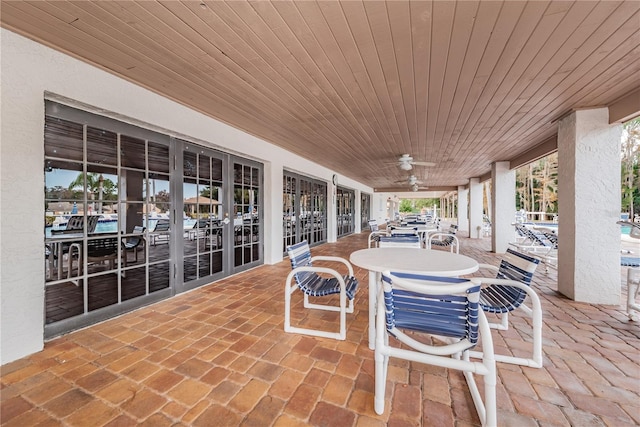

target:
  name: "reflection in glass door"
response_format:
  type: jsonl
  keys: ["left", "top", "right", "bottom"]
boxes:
{"left": 337, "top": 186, "right": 355, "bottom": 237}
{"left": 44, "top": 105, "right": 173, "bottom": 338}
{"left": 43, "top": 102, "right": 264, "bottom": 339}
{"left": 282, "top": 171, "right": 327, "bottom": 252}
{"left": 361, "top": 192, "right": 371, "bottom": 230}
{"left": 182, "top": 144, "right": 225, "bottom": 288}
{"left": 232, "top": 160, "right": 263, "bottom": 272}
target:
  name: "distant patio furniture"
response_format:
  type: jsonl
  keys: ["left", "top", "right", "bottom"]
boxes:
{"left": 374, "top": 271, "right": 496, "bottom": 426}
{"left": 367, "top": 219, "right": 388, "bottom": 248}
{"left": 285, "top": 240, "right": 358, "bottom": 340}
{"left": 204, "top": 221, "right": 223, "bottom": 249}
{"left": 469, "top": 248, "right": 543, "bottom": 368}
{"left": 86, "top": 236, "right": 120, "bottom": 270}
{"left": 47, "top": 215, "right": 100, "bottom": 280}
{"left": 150, "top": 220, "right": 170, "bottom": 245}
{"left": 619, "top": 220, "right": 640, "bottom": 320}
{"left": 622, "top": 258, "right": 640, "bottom": 321}
{"left": 123, "top": 226, "right": 145, "bottom": 262}
{"left": 187, "top": 218, "right": 208, "bottom": 240}
{"left": 509, "top": 224, "right": 557, "bottom": 271}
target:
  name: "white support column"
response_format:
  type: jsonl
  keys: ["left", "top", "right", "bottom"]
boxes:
{"left": 263, "top": 160, "right": 284, "bottom": 265}
{"left": 557, "top": 108, "right": 622, "bottom": 303}
{"left": 469, "top": 178, "right": 483, "bottom": 239}
{"left": 457, "top": 186, "right": 469, "bottom": 236}
{"left": 491, "top": 161, "right": 515, "bottom": 253}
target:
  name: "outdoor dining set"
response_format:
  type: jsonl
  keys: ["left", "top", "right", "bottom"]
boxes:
{"left": 283, "top": 217, "right": 546, "bottom": 427}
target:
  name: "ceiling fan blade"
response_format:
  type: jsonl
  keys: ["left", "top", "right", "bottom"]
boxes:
{"left": 411, "top": 161, "right": 436, "bottom": 167}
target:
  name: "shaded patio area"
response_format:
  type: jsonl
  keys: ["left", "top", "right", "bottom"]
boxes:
{"left": 2, "top": 231, "right": 639, "bottom": 426}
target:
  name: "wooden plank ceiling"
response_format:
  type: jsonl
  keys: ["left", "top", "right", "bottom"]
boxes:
{"left": 2, "top": 1, "right": 639, "bottom": 192}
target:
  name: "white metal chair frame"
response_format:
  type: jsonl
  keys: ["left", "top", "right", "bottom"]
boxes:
{"left": 469, "top": 250, "right": 543, "bottom": 368}
{"left": 427, "top": 232, "right": 460, "bottom": 253}
{"left": 375, "top": 271, "right": 497, "bottom": 426}
{"left": 285, "top": 241, "right": 358, "bottom": 340}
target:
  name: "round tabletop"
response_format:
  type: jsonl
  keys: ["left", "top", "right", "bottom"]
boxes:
{"left": 350, "top": 247, "right": 479, "bottom": 277}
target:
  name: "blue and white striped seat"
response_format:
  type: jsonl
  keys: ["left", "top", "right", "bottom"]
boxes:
{"left": 375, "top": 271, "right": 496, "bottom": 426}
{"left": 428, "top": 224, "right": 459, "bottom": 253}
{"left": 469, "top": 248, "right": 544, "bottom": 368}
{"left": 285, "top": 240, "right": 358, "bottom": 340}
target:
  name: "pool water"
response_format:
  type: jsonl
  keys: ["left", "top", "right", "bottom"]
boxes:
{"left": 46, "top": 219, "right": 197, "bottom": 238}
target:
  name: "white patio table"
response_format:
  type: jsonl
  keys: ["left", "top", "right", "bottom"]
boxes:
{"left": 349, "top": 247, "right": 479, "bottom": 349}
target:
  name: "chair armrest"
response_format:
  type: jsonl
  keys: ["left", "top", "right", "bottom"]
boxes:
{"left": 311, "top": 256, "right": 355, "bottom": 276}
{"left": 428, "top": 232, "right": 457, "bottom": 240}
{"left": 286, "top": 266, "right": 348, "bottom": 292}
{"left": 472, "top": 277, "right": 542, "bottom": 307}
{"left": 476, "top": 263, "right": 499, "bottom": 273}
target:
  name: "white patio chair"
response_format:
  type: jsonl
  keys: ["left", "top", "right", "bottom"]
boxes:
{"left": 285, "top": 240, "right": 358, "bottom": 340}
{"left": 367, "top": 219, "right": 389, "bottom": 248}
{"left": 468, "top": 248, "right": 543, "bottom": 368}
{"left": 375, "top": 271, "right": 496, "bottom": 426}
{"left": 427, "top": 224, "right": 459, "bottom": 253}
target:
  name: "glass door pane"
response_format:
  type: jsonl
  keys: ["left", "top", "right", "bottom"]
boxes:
{"left": 182, "top": 146, "right": 225, "bottom": 287}
{"left": 232, "top": 160, "right": 262, "bottom": 271}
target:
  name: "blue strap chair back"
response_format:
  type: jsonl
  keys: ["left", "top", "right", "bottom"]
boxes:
{"left": 480, "top": 248, "right": 539, "bottom": 314}
{"left": 378, "top": 235, "right": 421, "bottom": 248}
{"left": 382, "top": 272, "right": 480, "bottom": 345}
{"left": 375, "top": 271, "right": 495, "bottom": 423}
{"left": 287, "top": 240, "right": 357, "bottom": 299}
{"left": 389, "top": 226, "right": 418, "bottom": 237}
{"left": 429, "top": 224, "right": 458, "bottom": 248}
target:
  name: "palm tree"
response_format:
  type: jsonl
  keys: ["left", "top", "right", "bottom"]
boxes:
{"left": 68, "top": 173, "right": 116, "bottom": 213}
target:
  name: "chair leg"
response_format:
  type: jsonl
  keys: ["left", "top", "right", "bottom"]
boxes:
{"left": 284, "top": 272, "right": 348, "bottom": 340}
{"left": 473, "top": 293, "right": 543, "bottom": 368}
{"left": 374, "top": 350, "right": 389, "bottom": 415}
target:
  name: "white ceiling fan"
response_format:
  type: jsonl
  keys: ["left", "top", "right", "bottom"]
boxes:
{"left": 397, "top": 154, "right": 436, "bottom": 171}
{"left": 392, "top": 174, "right": 428, "bottom": 191}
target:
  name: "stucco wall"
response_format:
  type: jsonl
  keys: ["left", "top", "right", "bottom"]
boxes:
{"left": 0, "top": 29, "right": 379, "bottom": 365}
{"left": 557, "top": 108, "right": 621, "bottom": 303}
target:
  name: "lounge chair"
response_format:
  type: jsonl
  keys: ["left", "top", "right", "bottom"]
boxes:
{"left": 285, "top": 240, "right": 358, "bottom": 340}
{"left": 374, "top": 271, "right": 497, "bottom": 426}
{"left": 509, "top": 224, "right": 557, "bottom": 271}
{"left": 150, "top": 220, "right": 171, "bottom": 245}
{"left": 469, "top": 248, "right": 543, "bottom": 368}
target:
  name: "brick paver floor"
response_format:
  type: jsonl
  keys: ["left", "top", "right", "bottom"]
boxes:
{"left": 2, "top": 231, "right": 639, "bottom": 426}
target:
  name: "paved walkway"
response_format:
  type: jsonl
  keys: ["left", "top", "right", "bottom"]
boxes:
{"left": 2, "top": 232, "right": 639, "bottom": 426}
